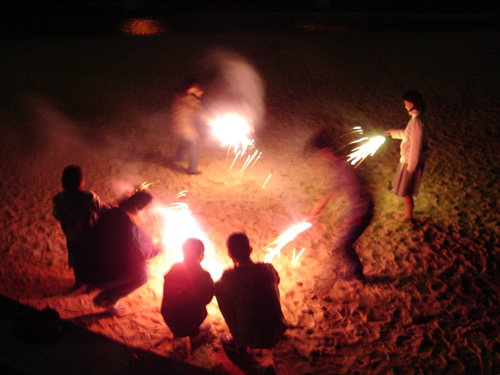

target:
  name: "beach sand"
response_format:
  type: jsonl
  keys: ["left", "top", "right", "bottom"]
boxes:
{"left": 0, "top": 21, "right": 499, "bottom": 374}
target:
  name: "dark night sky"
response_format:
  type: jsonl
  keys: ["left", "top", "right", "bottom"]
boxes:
{"left": 2, "top": 0, "right": 498, "bottom": 14}
{"left": 0, "top": 0, "right": 498, "bottom": 37}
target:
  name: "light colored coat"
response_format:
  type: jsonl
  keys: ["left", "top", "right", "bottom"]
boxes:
{"left": 390, "top": 109, "right": 427, "bottom": 173}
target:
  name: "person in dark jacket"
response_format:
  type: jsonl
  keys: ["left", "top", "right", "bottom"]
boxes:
{"left": 215, "top": 233, "right": 287, "bottom": 354}
{"left": 52, "top": 165, "right": 112, "bottom": 293}
{"left": 79, "top": 191, "right": 161, "bottom": 314}
{"left": 161, "top": 238, "right": 214, "bottom": 339}
{"left": 308, "top": 147, "right": 374, "bottom": 289}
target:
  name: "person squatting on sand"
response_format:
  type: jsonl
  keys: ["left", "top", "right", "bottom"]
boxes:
{"left": 385, "top": 90, "right": 429, "bottom": 222}
{"left": 52, "top": 165, "right": 113, "bottom": 293}
{"left": 307, "top": 148, "right": 374, "bottom": 288}
{"left": 215, "top": 232, "right": 287, "bottom": 355}
{"left": 77, "top": 191, "right": 161, "bottom": 314}
{"left": 170, "top": 78, "right": 207, "bottom": 175}
{"left": 161, "top": 238, "right": 214, "bottom": 342}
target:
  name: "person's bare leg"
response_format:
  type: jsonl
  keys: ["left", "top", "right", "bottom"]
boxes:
{"left": 403, "top": 195, "right": 414, "bottom": 221}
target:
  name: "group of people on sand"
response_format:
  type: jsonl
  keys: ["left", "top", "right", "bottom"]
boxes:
{"left": 52, "top": 165, "right": 286, "bottom": 355}
{"left": 52, "top": 88, "right": 428, "bottom": 356}
{"left": 171, "top": 77, "right": 428, "bottom": 224}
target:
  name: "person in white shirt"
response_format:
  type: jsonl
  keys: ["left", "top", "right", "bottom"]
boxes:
{"left": 385, "top": 90, "right": 429, "bottom": 221}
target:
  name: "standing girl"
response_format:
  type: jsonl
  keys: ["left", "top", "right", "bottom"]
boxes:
{"left": 386, "top": 90, "right": 429, "bottom": 221}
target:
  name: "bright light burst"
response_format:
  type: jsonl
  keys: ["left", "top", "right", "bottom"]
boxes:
{"left": 210, "top": 113, "right": 254, "bottom": 154}
{"left": 143, "top": 193, "right": 226, "bottom": 281}
{"left": 347, "top": 135, "right": 386, "bottom": 167}
{"left": 260, "top": 222, "right": 312, "bottom": 264}
{"left": 209, "top": 113, "right": 262, "bottom": 176}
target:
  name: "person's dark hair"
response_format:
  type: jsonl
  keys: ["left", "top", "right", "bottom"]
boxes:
{"left": 226, "top": 232, "right": 251, "bottom": 261}
{"left": 119, "top": 191, "right": 153, "bottom": 212}
{"left": 62, "top": 165, "right": 83, "bottom": 191}
{"left": 182, "top": 238, "right": 205, "bottom": 263}
{"left": 402, "top": 90, "right": 425, "bottom": 113}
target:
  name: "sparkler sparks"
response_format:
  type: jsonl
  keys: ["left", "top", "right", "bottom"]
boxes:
{"left": 260, "top": 222, "right": 312, "bottom": 264}
{"left": 136, "top": 181, "right": 154, "bottom": 192}
{"left": 291, "top": 248, "right": 306, "bottom": 266}
{"left": 209, "top": 113, "right": 261, "bottom": 176}
{"left": 210, "top": 113, "right": 254, "bottom": 153}
{"left": 262, "top": 173, "right": 272, "bottom": 188}
{"left": 144, "top": 192, "right": 226, "bottom": 281}
{"left": 347, "top": 135, "right": 386, "bottom": 167}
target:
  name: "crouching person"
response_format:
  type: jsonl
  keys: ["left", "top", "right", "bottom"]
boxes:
{"left": 215, "top": 232, "right": 287, "bottom": 355}
{"left": 78, "top": 191, "right": 161, "bottom": 314}
{"left": 161, "top": 238, "right": 214, "bottom": 340}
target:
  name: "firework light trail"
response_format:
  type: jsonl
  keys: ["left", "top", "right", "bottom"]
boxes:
{"left": 259, "top": 222, "right": 312, "bottom": 264}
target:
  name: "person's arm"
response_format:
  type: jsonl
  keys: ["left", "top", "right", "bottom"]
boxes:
{"left": 214, "top": 279, "right": 238, "bottom": 329}
{"left": 133, "top": 226, "right": 161, "bottom": 260}
{"left": 89, "top": 192, "right": 114, "bottom": 217}
{"left": 52, "top": 200, "right": 61, "bottom": 221}
{"left": 385, "top": 128, "right": 405, "bottom": 139}
{"left": 308, "top": 190, "right": 335, "bottom": 220}
{"left": 198, "top": 272, "right": 215, "bottom": 305}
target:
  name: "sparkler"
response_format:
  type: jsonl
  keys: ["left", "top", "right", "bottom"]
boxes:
{"left": 346, "top": 135, "right": 386, "bottom": 167}
{"left": 259, "top": 222, "right": 312, "bottom": 264}
{"left": 209, "top": 113, "right": 261, "bottom": 176}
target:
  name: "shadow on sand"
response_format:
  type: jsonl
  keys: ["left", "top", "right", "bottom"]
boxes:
{"left": 0, "top": 295, "right": 215, "bottom": 374}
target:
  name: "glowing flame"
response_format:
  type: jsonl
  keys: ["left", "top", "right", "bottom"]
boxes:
{"left": 210, "top": 113, "right": 253, "bottom": 153}
{"left": 260, "top": 222, "right": 312, "bottom": 264}
{"left": 209, "top": 113, "right": 262, "bottom": 176}
{"left": 140, "top": 193, "right": 226, "bottom": 282}
{"left": 347, "top": 135, "right": 386, "bottom": 167}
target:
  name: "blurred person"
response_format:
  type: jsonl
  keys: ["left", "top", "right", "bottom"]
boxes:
{"left": 79, "top": 191, "right": 161, "bottom": 314}
{"left": 161, "top": 238, "right": 214, "bottom": 340}
{"left": 385, "top": 90, "right": 429, "bottom": 221}
{"left": 171, "top": 78, "right": 206, "bottom": 175}
{"left": 52, "top": 165, "right": 112, "bottom": 293}
{"left": 215, "top": 232, "right": 287, "bottom": 355}
{"left": 307, "top": 147, "right": 374, "bottom": 289}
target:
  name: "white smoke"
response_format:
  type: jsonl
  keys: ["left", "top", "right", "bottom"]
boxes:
{"left": 201, "top": 48, "right": 265, "bottom": 134}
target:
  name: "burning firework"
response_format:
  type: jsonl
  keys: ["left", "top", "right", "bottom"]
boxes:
{"left": 259, "top": 222, "right": 312, "bottom": 264}
{"left": 142, "top": 192, "right": 226, "bottom": 281}
{"left": 346, "top": 135, "right": 386, "bottom": 167}
{"left": 209, "top": 113, "right": 263, "bottom": 177}
{"left": 210, "top": 113, "right": 253, "bottom": 152}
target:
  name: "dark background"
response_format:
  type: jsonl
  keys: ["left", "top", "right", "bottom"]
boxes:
{"left": 1, "top": 0, "right": 498, "bottom": 38}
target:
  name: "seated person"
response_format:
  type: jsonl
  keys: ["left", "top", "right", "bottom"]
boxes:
{"left": 161, "top": 238, "right": 214, "bottom": 338}
{"left": 215, "top": 232, "right": 287, "bottom": 353}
